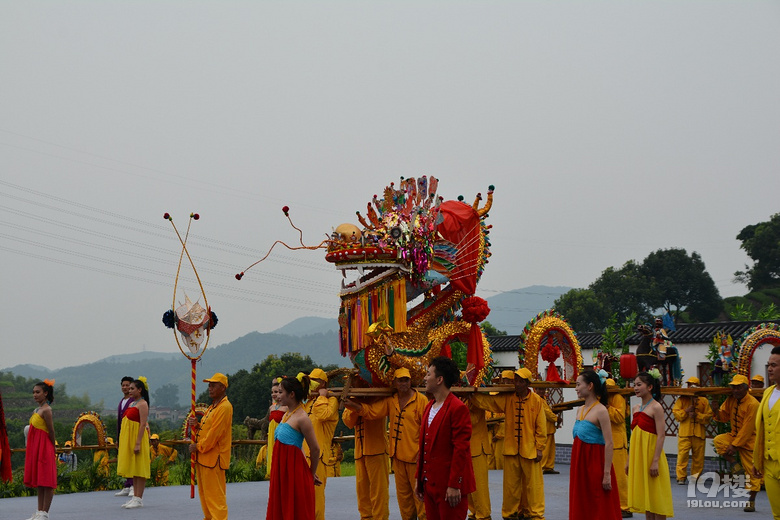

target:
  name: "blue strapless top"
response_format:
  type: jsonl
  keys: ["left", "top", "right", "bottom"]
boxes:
{"left": 572, "top": 419, "right": 605, "bottom": 445}
{"left": 274, "top": 422, "right": 304, "bottom": 448}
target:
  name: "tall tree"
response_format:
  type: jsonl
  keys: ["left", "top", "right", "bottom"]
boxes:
{"left": 152, "top": 383, "right": 180, "bottom": 408}
{"left": 734, "top": 213, "right": 780, "bottom": 290}
{"left": 553, "top": 288, "right": 610, "bottom": 332}
{"left": 481, "top": 321, "right": 507, "bottom": 336}
{"left": 640, "top": 248, "right": 722, "bottom": 322}
{"left": 590, "top": 261, "right": 652, "bottom": 322}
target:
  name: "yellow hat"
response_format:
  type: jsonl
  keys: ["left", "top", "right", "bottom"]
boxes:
{"left": 64, "top": 441, "right": 72, "bottom": 448}
{"left": 501, "top": 370, "right": 515, "bottom": 380}
{"left": 106, "top": 437, "right": 114, "bottom": 444}
{"left": 309, "top": 368, "right": 328, "bottom": 383}
{"left": 393, "top": 367, "right": 411, "bottom": 379}
{"left": 686, "top": 377, "right": 701, "bottom": 385}
{"left": 203, "top": 372, "right": 229, "bottom": 388}
{"left": 605, "top": 378, "right": 616, "bottom": 388}
{"left": 515, "top": 367, "right": 533, "bottom": 381}
{"left": 150, "top": 434, "right": 160, "bottom": 440}
{"left": 729, "top": 374, "right": 749, "bottom": 386}
{"left": 752, "top": 375, "right": 764, "bottom": 383}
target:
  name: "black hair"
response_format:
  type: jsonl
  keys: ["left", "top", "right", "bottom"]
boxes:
{"left": 429, "top": 356, "right": 460, "bottom": 389}
{"left": 133, "top": 379, "right": 150, "bottom": 405}
{"left": 34, "top": 381, "right": 54, "bottom": 404}
{"left": 121, "top": 376, "right": 135, "bottom": 384}
{"left": 281, "top": 375, "right": 311, "bottom": 403}
{"left": 772, "top": 346, "right": 780, "bottom": 356}
{"left": 579, "top": 370, "right": 608, "bottom": 406}
{"left": 635, "top": 371, "right": 662, "bottom": 401}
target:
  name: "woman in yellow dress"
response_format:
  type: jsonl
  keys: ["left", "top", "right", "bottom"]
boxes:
{"left": 117, "top": 378, "right": 150, "bottom": 509}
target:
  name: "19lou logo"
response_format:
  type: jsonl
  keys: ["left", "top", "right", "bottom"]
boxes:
{"left": 686, "top": 472, "right": 751, "bottom": 508}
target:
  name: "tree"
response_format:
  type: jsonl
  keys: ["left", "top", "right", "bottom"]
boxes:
{"left": 480, "top": 321, "right": 507, "bottom": 336}
{"left": 640, "top": 248, "right": 722, "bottom": 322}
{"left": 152, "top": 383, "right": 180, "bottom": 408}
{"left": 553, "top": 288, "right": 610, "bottom": 332}
{"left": 590, "top": 261, "right": 652, "bottom": 323}
{"left": 734, "top": 213, "right": 780, "bottom": 290}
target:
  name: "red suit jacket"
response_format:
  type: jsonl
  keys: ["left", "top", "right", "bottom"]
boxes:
{"left": 416, "top": 392, "right": 476, "bottom": 495}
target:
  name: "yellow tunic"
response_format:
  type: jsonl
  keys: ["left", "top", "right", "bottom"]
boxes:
{"left": 304, "top": 395, "right": 339, "bottom": 520}
{"left": 754, "top": 385, "right": 780, "bottom": 518}
{"left": 607, "top": 393, "right": 629, "bottom": 511}
{"left": 471, "top": 391, "right": 547, "bottom": 457}
{"left": 343, "top": 408, "right": 390, "bottom": 520}
{"left": 672, "top": 395, "right": 712, "bottom": 438}
{"left": 193, "top": 397, "right": 233, "bottom": 520}
{"left": 150, "top": 443, "right": 178, "bottom": 485}
{"left": 714, "top": 394, "right": 759, "bottom": 450}
{"left": 541, "top": 399, "right": 557, "bottom": 471}
{"left": 468, "top": 404, "right": 492, "bottom": 520}
{"left": 358, "top": 390, "right": 428, "bottom": 462}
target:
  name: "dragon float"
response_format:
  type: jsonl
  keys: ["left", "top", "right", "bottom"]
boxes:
{"left": 325, "top": 177, "right": 494, "bottom": 386}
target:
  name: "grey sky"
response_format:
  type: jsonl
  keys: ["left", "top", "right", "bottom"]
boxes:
{"left": 1, "top": 1, "right": 778, "bottom": 370}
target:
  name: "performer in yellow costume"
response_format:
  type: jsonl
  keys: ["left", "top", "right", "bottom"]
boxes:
{"left": 539, "top": 390, "right": 559, "bottom": 474}
{"left": 672, "top": 377, "right": 712, "bottom": 485}
{"left": 326, "top": 440, "right": 343, "bottom": 478}
{"left": 93, "top": 437, "right": 114, "bottom": 490}
{"left": 605, "top": 379, "right": 630, "bottom": 518}
{"left": 487, "top": 370, "right": 513, "bottom": 471}
{"left": 711, "top": 374, "right": 761, "bottom": 512}
{"left": 304, "top": 368, "right": 339, "bottom": 520}
{"left": 344, "top": 367, "right": 428, "bottom": 520}
{"left": 189, "top": 373, "right": 233, "bottom": 520}
{"left": 343, "top": 406, "right": 390, "bottom": 520}
{"left": 150, "top": 433, "right": 178, "bottom": 485}
{"left": 471, "top": 368, "right": 546, "bottom": 520}
{"left": 467, "top": 402, "right": 492, "bottom": 520}
{"left": 753, "top": 346, "right": 780, "bottom": 519}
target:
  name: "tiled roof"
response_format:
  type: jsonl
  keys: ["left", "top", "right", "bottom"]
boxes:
{"left": 487, "top": 320, "right": 780, "bottom": 352}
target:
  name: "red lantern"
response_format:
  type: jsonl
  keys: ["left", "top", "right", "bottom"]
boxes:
{"left": 620, "top": 353, "right": 638, "bottom": 380}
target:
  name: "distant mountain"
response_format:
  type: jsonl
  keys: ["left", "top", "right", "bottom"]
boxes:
{"left": 483, "top": 285, "right": 571, "bottom": 334}
{"left": 3, "top": 330, "right": 347, "bottom": 410}
{"left": 272, "top": 316, "right": 339, "bottom": 336}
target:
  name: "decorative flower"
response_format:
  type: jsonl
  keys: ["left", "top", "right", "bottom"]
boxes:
{"left": 138, "top": 376, "right": 149, "bottom": 391}
{"left": 162, "top": 309, "right": 176, "bottom": 328}
{"left": 209, "top": 310, "right": 218, "bottom": 330}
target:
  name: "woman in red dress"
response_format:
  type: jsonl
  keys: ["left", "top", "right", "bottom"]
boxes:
{"left": 265, "top": 374, "right": 322, "bottom": 520}
{"left": 569, "top": 370, "right": 622, "bottom": 520}
{"left": 24, "top": 380, "right": 57, "bottom": 520}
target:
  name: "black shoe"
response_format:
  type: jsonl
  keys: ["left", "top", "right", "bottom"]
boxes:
{"left": 543, "top": 469, "right": 560, "bottom": 474}
{"left": 621, "top": 510, "right": 633, "bottom": 518}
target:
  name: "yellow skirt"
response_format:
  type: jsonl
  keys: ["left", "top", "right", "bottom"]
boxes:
{"left": 627, "top": 427, "right": 674, "bottom": 516}
{"left": 117, "top": 418, "right": 150, "bottom": 479}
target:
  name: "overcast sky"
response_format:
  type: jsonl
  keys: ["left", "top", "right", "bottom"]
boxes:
{"left": 1, "top": 1, "right": 778, "bottom": 370}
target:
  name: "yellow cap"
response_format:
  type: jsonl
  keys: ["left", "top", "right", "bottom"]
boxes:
{"left": 515, "top": 367, "right": 533, "bottom": 381}
{"left": 751, "top": 374, "right": 764, "bottom": 382}
{"left": 64, "top": 441, "right": 72, "bottom": 447}
{"left": 393, "top": 367, "right": 411, "bottom": 379}
{"left": 729, "top": 374, "right": 749, "bottom": 386}
{"left": 686, "top": 377, "right": 701, "bottom": 385}
{"left": 309, "top": 368, "right": 328, "bottom": 383}
{"left": 605, "top": 378, "right": 616, "bottom": 388}
{"left": 203, "top": 372, "right": 229, "bottom": 388}
{"left": 150, "top": 434, "right": 160, "bottom": 440}
{"left": 501, "top": 370, "right": 515, "bottom": 380}
{"left": 106, "top": 437, "right": 114, "bottom": 444}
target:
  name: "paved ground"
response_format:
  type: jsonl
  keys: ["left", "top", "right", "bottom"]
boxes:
{"left": 1, "top": 466, "right": 772, "bottom": 519}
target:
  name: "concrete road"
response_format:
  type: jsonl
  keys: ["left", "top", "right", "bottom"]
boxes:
{"left": 1, "top": 466, "right": 771, "bottom": 519}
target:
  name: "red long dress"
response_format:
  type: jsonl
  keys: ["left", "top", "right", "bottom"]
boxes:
{"left": 569, "top": 417, "right": 621, "bottom": 520}
{"left": 266, "top": 421, "right": 315, "bottom": 520}
{"left": 24, "top": 412, "right": 57, "bottom": 488}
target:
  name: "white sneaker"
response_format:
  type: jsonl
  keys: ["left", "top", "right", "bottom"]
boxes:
{"left": 38, "top": 513, "right": 49, "bottom": 520}
{"left": 121, "top": 498, "right": 133, "bottom": 508}
{"left": 128, "top": 486, "right": 134, "bottom": 497}
{"left": 25, "top": 511, "right": 40, "bottom": 520}
{"left": 115, "top": 487, "right": 131, "bottom": 496}
{"left": 123, "top": 497, "right": 143, "bottom": 509}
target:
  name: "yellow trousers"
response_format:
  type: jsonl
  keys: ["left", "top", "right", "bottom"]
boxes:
{"left": 713, "top": 433, "right": 762, "bottom": 491}
{"left": 314, "top": 460, "right": 328, "bottom": 520}
{"left": 468, "top": 453, "right": 491, "bottom": 520}
{"left": 612, "top": 447, "right": 628, "bottom": 511}
{"left": 541, "top": 434, "right": 555, "bottom": 471}
{"left": 676, "top": 436, "right": 705, "bottom": 480}
{"left": 489, "top": 439, "right": 504, "bottom": 470}
{"left": 196, "top": 464, "right": 227, "bottom": 520}
{"left": 392, "top": 458, "right": 426, "bottom": 520}
{"left": 503, "top": 454, "right": 544, "bottom": 520}
{"left": 763, "top": 458, "right": 780, "bottom": 520}
{"left": 356, "top": 454, "right": 390, "bottom": 520}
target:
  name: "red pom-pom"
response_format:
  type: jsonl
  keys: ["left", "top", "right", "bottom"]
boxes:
{"left": 282, "top": 206, "right": 290, "bottom": 216}
{"left": 461, "top": 296, "right": 490, "bottom": 323}
{"left": 191, "top": 213, "right": 200, "bottom": 220}
{"left": 163, "top": 213, "right": 170, "bottom": 220}
{"left": 235, "top": 273, "right": 244, "bottom": 280}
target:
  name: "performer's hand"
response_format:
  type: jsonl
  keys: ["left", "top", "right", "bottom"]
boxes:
{"left": 343, "top": 399, "right": 362, "bottom": 412}
{"left": 313, "top": 473, "right": 322, "bottom": 486}
{"left": 725, "top": 444, "right": 737, "bottom": 457}
{"left": 753, "top": 467, "right": 763, "bottom": 479}
{"left": 134, "top": 442, "right": 141, "bottom": 454}
{"left": 445, "top": 487, "right": 461, "bottom": 507}
{"left": 414, "top": 482, "right": 424, "bottom": 501}
{"left": 187, "top": 416, "right": 198, "bottom": 429}
{"left": 318, "top": 387, "right": 329, "bottom": 398}
{"left": 534, "top": 449, "right": 542, "bottom": 462}
{"left": 649, "top": 460, "right": 659, "bottom": 477}
{"left": 602, "top": 472, "right": 612, "bottom": 491}
{"left": 188, "top": 443, "right": 197, "bottom": 454}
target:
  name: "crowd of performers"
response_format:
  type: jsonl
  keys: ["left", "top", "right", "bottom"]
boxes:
{"left": 4, "top": 345, "right": 780, "bottom": 520}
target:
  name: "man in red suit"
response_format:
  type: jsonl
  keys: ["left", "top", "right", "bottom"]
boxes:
{"left": 415, "top": 356, "right": 476, "bottom": 520}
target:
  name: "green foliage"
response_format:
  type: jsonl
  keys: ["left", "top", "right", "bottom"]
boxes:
{"left": 724, "top": 290, "right": 780, "bottom": 321}
{"left": 480, "top": 321, "right": 507, "bottom": 336}
{"left": 555, "top": 249, "right": 723, "bottom": 332}
{"left": 734, "top": 212, "right": 780, "bottom": 290}
{"left": 152, "top": 383, "right": 181, "bottom": 409}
